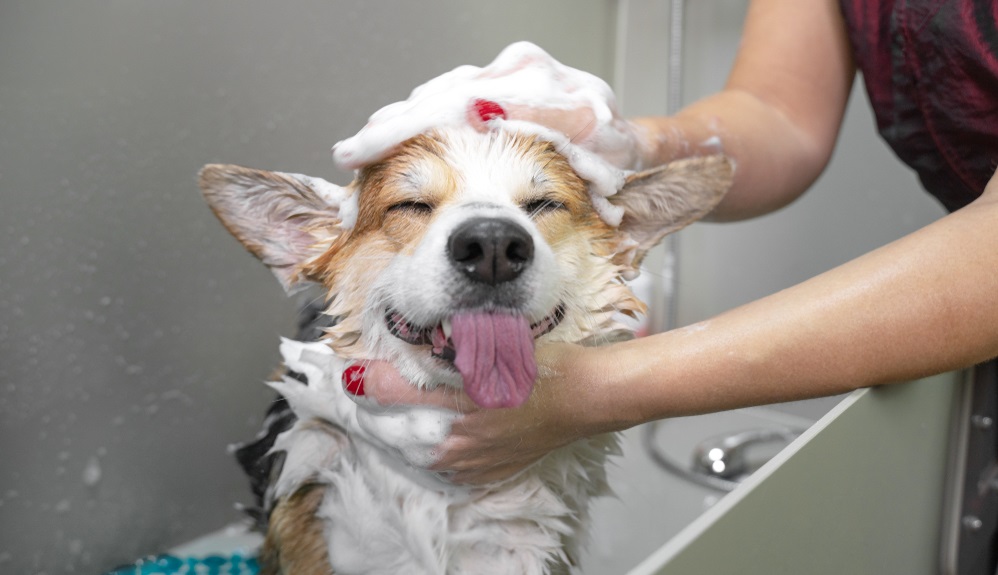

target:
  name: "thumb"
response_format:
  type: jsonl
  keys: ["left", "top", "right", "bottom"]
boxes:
{"left": 351, "top": 360, "right": 478, "bottom": 412}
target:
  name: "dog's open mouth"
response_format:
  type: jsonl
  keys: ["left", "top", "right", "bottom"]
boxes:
{"left": 384, "top": 305, "right": 565, "bottom": 409}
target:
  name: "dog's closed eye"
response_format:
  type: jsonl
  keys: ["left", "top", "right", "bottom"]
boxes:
{"left": 388, "top": 200, "right": 435, "bottom": 215}
{"left": 522, "top": 198, "right": 567, "bottom": 218}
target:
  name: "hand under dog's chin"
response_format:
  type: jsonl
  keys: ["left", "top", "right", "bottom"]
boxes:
{"left": 371, "top": 302, "right": 566, "bottom": 408}
{"left": 398, "top": 349, "right": 466, "bottom": 392}
{"left": 374, "top": 332, "right": 466, "bottom": 392}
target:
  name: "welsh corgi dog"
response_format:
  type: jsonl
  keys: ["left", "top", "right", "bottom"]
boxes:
{"left": 200, "top": 127, "right": 732, "bottom": 574}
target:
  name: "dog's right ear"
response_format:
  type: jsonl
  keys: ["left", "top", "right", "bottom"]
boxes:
{"left": 609, "top": 155, "right": 734, "bottom": 273}
{"left": 199, "top": 164, "right": 352, "bottom": 292}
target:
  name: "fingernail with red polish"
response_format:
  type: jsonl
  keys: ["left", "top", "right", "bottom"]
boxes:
{"left": 342, "top": 364, "right": 366, "bottom": 396}
{"left": 471, "top": 99, "right": 506, "bottom": 123}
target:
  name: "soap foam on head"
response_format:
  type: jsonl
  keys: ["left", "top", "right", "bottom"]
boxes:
{"left": 332, "top": 41, "right": 638, "bottom": 226}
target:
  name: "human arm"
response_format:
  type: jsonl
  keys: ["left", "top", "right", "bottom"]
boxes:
{"left": 353, "top": 0, "right": 998, "bottom": 485}
{"left": 482, "top": 0, "right": 854, "bottom": 221}
{"left": 601, "top": 173, "right": 998, "bottom": 421}
{"left": 632, "top": 0, "right": 855, "bottom": 220}
{"left": 354, "top": 0, "right": 862, "bottom": 482}
{"left": 361, "top": 171, "right": 998, "bottom": 484}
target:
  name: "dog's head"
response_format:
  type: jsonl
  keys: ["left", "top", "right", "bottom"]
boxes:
{"left": 200, "top": 128, "right": 732, "bottom": 408}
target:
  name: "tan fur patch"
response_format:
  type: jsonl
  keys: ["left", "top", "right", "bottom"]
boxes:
{"left": 260, "top": 483, "right": 334, "bottom": 575}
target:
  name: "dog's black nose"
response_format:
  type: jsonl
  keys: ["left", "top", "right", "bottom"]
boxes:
{"left": 448, "top": 217, "right": 534, "bottom": 285}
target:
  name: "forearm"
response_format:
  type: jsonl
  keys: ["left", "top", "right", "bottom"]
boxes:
{"left": 597, "top": 187, "right": 998, "bottom": 428}
{"left": 632, "top": 0, "right": 855, "bottom": 221}
{"left": 632, "top": 90, "right": 840, "bottom": 221}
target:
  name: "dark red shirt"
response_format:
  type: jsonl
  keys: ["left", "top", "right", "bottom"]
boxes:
{"left": 840, "top": 0, "right": 998, "bottom": 212}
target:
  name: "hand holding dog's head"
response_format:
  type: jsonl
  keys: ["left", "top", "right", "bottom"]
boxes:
{"left": 332, "top": 41, "right": 640, "bottom": 174}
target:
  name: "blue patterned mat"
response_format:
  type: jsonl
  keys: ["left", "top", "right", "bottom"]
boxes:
{"left": 105, "top": 554, "right": 259, "bottom": 575}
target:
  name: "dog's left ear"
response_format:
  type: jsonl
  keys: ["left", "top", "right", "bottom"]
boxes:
{"left": 610, "top": 155, "right": 734, "bottom": 270}
{"left": 199, "top": 164, "right": 352, "bottom": 292}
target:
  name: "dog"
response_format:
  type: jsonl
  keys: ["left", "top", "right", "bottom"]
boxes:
{"left": 200, "top": 126, "right": 732, "bottom": 574}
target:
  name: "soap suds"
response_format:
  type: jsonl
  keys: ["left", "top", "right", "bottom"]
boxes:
{"left": 700, "top": 136, "right": 722, "bottom": 153}
{"left": 282, "top": 172, "right": 358, "bottom": 230}
{"left": 271, "top": 339, "right": 460, "bottom": 493}
{"left": 332, "top": 41, "right": 639, "bottom": 226}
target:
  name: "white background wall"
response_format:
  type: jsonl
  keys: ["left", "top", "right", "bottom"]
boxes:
{"left": 0, "top": 1, "right": 948, "bottom": 574}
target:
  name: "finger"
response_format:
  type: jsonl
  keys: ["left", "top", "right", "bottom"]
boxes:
{"left": 359, "top": 360, "right": 480, "bottom": 412}
{"left": 466, "top": 99, "right": 508, "bottom": 133}
{"left": 450, "top": 460, "right": 538, "bottom": 486}
{"left": 429, "top": 438, "right": 540, "bottom": 483}
{"left": 504, "top": 104, "right": 597, "bottom": 143}
{"left": 465, "top": 99, "right": 599, "bottom": 144}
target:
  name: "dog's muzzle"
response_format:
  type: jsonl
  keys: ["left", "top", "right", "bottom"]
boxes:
{"left": 382, "top": 214, "right": 562, "bottom": 408}
{"left": 384, "top": 305, "right": 565, "bottom": 408}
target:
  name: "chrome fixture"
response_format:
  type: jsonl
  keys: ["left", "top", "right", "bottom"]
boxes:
{"left": 644, "top": 422, "right": 804, "bottom": 492}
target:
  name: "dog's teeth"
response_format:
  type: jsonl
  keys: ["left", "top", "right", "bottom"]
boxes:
{"left": 442, "top": 317, "right": 452, "bottom": 339}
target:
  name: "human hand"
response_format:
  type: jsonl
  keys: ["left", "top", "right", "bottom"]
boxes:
{"left": 343, "top": 343, "right": 615, "bottom": 485}
{"left": 332, "top": 41, "right": 653, "bottom": 175}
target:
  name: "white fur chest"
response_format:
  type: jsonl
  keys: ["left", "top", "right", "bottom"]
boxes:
{"left": 270, "top": 339, "right": 618, "bottom": 575}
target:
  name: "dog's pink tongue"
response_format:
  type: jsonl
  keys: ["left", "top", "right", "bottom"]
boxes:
{"left": 451, "top": 311, "right": 536, "bottom": 409}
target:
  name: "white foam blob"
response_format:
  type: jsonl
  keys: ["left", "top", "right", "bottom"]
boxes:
{"left": 332, "top": 41, "right": 640, "bottom": 226}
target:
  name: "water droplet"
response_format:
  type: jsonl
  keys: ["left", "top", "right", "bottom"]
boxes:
{"left": 81, "top": 457, "right": 101, "bottom": 487}
{"left": 54, "top": 499, "right": 71, "bottom": 513}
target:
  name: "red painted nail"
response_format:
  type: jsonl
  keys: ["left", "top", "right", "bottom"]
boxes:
{"left": 471, "top": 99, "right": 506, "bottom": 123}
{"left": 342, "top": 364, "right": 366, "bottom": 396}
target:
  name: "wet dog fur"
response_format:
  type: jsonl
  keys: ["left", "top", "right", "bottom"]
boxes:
{"left": 200, "top": 128, "right": 732, "bottom": 574}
